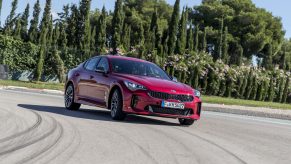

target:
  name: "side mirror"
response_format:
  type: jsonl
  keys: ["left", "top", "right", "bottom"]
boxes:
{"left": 96, "top": 67, "right": 107, "bottom": 74}
{"left": 171, "top": 76, "right": 178, "bottom": 82}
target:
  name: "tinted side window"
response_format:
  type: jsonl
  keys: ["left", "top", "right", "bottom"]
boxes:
{"left": 96, "top": 58, "right": 109, "bottom": 72}
{"left": 85, "top": 57, "right": 100, "bottom": 71}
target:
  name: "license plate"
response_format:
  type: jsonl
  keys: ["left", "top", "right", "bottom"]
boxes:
{"left": 161, "top": 101, "right": 185, "bottom": 109}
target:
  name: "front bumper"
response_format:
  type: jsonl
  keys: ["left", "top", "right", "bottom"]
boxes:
{"left": 122, "top": 89, "right": 202, "bottom": 120}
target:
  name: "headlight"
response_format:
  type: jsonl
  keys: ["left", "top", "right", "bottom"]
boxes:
{"left": 194, "top": 90, "right": 201, "bottom": 98}
{"left": 124, "top": 81, "right": 147, "bottom": 91}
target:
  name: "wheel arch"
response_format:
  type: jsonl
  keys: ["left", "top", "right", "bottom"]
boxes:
{"left": 107, "top": 84, "right": 123, "bottom": 110}
{"left": 65, "top": 80, "right": 78, "bottom": 102}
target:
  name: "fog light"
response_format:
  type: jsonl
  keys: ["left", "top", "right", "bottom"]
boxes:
{"left": 131, "top": 95, "right": 139, "bottom": 108}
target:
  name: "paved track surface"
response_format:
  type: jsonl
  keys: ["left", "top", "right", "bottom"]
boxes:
{"left": 0, "top": 90, "right": 291, "bottom": 164}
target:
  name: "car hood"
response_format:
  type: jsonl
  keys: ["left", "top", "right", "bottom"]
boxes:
{"left": 114, "top": 73, "right": 194, "bottom": 94}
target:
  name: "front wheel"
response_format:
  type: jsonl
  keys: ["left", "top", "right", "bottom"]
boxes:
{"left": 110, "top": 89, "right": 126, "bottom": 120}
{"left": 178, "top": 118, "right": 195, "bottom": 126}
{"left": 65, "top": 84, "right": 81, "bottom": 110}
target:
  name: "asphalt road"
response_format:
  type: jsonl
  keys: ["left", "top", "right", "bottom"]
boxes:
{"left": 1, "top": 90, "right": 291, "bottom": 164}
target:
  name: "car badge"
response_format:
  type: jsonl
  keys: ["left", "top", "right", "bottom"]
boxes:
{"left": 171, "top": 90, "right": 176, "bottom": 93}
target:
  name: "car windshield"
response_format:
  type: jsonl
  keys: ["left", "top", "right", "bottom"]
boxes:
{"left": 110, "top": 58, "right": 171, "bottom": 80}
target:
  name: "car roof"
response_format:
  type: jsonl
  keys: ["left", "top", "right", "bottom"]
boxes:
{"left": 102, "top": 55, "right": 150, "bottom": 63}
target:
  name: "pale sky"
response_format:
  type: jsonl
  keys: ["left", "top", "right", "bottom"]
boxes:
{"left": 1, "top": 0, "right": 290, "bottom": 38}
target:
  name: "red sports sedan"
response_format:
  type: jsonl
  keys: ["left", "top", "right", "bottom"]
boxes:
{"left": 64, "top": 55, "right": 202, "bottom": 126}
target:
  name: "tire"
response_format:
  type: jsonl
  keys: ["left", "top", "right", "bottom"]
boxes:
{"left": 178, "top": 118, "right": 195, "bottom": 126}
{"left": 110, "top": 89, "right": 126, "bottom": 120}
{"left": 65, "top": 84, "right": 81, "bottom": 110}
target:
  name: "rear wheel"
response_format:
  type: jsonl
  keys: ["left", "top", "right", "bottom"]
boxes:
{"left": 110, "top": 89, "right": 126, "bottom": 120}
{"left": 65, "top": 84, "right": 81, "bottom": 110}
{"left": 178, "top": 118, "right": 195, "bottom": 126}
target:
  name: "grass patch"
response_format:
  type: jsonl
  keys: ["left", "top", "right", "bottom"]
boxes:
{"left": 0, "top": 80, "right": 64, "bottom": 91}
{"left": 202, "top": 95, "right": 291, "bottom": 110}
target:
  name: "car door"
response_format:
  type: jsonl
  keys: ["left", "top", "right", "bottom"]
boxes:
{"left": 78, "top": 57, "right": 100, "bottom": 100}
{"left": 91, "top": 57, "right": 111, "bottom": 106}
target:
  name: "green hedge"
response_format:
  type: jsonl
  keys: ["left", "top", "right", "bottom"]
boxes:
{"left": 0, "top": 35, "right": 39, "bottom": 72}
{"left": 163, "top": 52, "right": 291, "bottom": 104}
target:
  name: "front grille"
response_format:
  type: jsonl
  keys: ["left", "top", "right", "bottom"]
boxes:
{"left": 148, "top": 91, "right": 194, "bottom": 102}
{"left": 146, "top": 106, "right": 193, "bottom": 116}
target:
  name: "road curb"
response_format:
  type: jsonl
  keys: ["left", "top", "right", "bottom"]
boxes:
{"left": 203, "top": 103, "right": 291, "bottom": 121}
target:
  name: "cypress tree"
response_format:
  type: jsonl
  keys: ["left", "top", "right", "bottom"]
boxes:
{"left": 202, "top": 27, "right": 207, "bottom": 52}
{"left": 47, "top": 15, "right": 53, "bottom": 46}
{"left": 145, "top": 9, "right": 159, "bottom": 54}
{"left": 186, "top": 23, "right": 194, "bottom": 52}
{"left": 217, "top": 17, "right": 224, "bottom": 60}
{"left": 51, "top": 24, "right": 65, "bottom": 83}
{"left": 111, "top": 0, "right": 123, "bottom": 53}
{"left": 239, "top": 74, "right": 248, "bottom": 98}
{"left": 193, "top": 66, "right": 199, "bottom": 88}
{"left": 138, "top": 22, "right": 145, "bottom": 58}
{"left": 194, "top": 24, "right": 199, "bottom": 52}
{"left": 39, "top": 0, "right": 51, "bottom": 33}
{"left": 59, "top": 23, "right": 73, "bottom": 69}
{"left": 91, "top": 26, "right": 96, "bottom": 52}
{"left": 150, "top": 8, "right": 158, "bottom": 32}
{"left": 67, "top": 4, "right": 79, "bottom": 48}
{"left": 256, "top": 79, "right": 265, "bottom": 101}
{"left": 167, "top": 0, "right": 180, "bottom": 55}
{"left": 20, "top": 4, "right": 29, "bottom": 41}
{"left": 13, "top": 18, "right": 22, "bottom": 39}
{"left": 175, "top": 7, "right": 187, "bottom": 54}
{"left": 79, "top": 0, "right": 91, "bottom": 58}
{"left": 262, "top": 43, "right": 273, "bottom": 70}
{"left": 4, "top": 0, "right": 18, "bottom": 35}
{"left": 267, "top": 75, "right": 275, "bottom": 102}
{"left": 244, "top": 70, "right": 253, "bottom": 99}
{"left": 0, "top": 0, "right": 2, "bottom": 25}
{"left": 250, "top": 76, "right": 258, "bottom": 100}
{"left": 35, "top": 0, "right": 51, "bottom": 81}
{"left": 52, "top": 24, "right": 60, "bottom": 46}
{"left": 150, "top": 9, "right": 159, "bottom": 50}
{"left": 153, "top": 11, "right": 162, "bottom": 58}
{"left": 95, "top": 6, "right": 107, "bottom": 53}
{"left": 161, "top": 29, "right": 168, "bottom": 59}
{"left": 279, "top": 49, "right": 286, "bottom": 70}
{"left": 261, "top": 80, "right": 269, "bottom": 101}
{"left": 276, "top": 77, "right": 285, "bottom": 102}
{"left": 59, "top": 24, "right": 68, "bottom": 49}
{"left": 281, "top": 77, "right": 289, "bottom": 103}
{"left": 224, "top": 74, "right": 233, "bottom": 98}
{"left": 234, "top": 75, "right": 243, "bottom": 98}
{"left": 230, "top": 43, "right": 243, "bottom": 66}
{"left": 122, "top": 24, "right": 131, "bottom": 52}
{"left": 222, "top": 26, "right": 229, "bottom": 63}
{"left": 28, "top": 0, "right": 41, "bottom": 44}
{"left": 35, "top": 28, "right": 48, "bottom": 81}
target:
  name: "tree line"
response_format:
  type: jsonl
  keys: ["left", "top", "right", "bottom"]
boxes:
{"left": 0, "top": 0, "right": 290, "bottom": 103}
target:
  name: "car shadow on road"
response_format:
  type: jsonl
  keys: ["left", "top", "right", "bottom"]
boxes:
{"left": 17, "top": 104, "right": 180, "bottom": 126}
